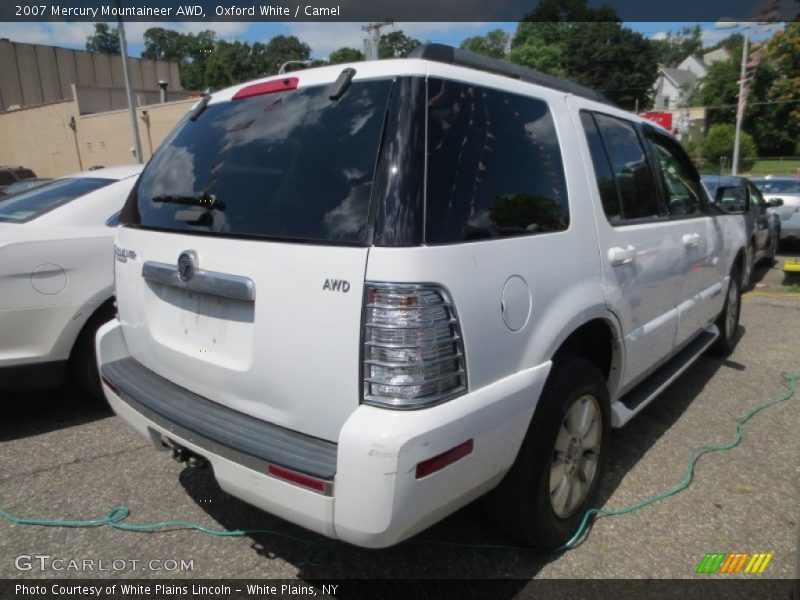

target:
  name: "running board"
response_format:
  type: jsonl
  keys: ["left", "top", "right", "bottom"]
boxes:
{"left": 611, "top": 326, "right": 719, "bottom": 427}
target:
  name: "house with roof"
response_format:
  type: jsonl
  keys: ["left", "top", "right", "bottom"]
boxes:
{"left": 652, "top": 48, "right": 731, "bottom": 110}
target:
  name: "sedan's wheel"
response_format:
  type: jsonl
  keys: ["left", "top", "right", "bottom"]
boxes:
{"left": 709, "top": 269, "right": 741, "bottom": 357}
{"left": 485, "top": 357, "right": 610, "bottom": 549}
{"left": 70, "top": 302, "right": 115, "bottom": 403}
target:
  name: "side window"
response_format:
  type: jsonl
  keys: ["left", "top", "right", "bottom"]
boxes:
{"left": 719, "top": 186, "right": 748, "bottom": 212}
{"left": 647, "top": 133, "right": 705, "bottom": 217}
{"left": 425, "top": 79, "right": 569, "bottom": 244}
{"left": 580, "top": 112, "right": 622, "bottom": 224}
{"left": 593, "top": 113, "right": 660, "bottom": 221}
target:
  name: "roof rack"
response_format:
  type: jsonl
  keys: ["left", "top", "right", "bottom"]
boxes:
{"left": 408, "top": 43, "right": 612, "bottom": 105}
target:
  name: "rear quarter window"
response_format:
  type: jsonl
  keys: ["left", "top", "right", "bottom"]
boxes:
{"left": 425, "top": 79, "right": 569, "bottom": 244}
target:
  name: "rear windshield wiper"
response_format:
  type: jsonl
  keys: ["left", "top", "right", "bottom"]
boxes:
{"left": 150, "top": 193, "right": 226, "bottom": 211}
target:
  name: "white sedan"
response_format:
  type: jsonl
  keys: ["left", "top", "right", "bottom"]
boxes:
{"left": 0, "top": 165, "right": 143, "bottom": 399}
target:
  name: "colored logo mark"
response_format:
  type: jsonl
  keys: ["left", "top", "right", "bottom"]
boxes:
{"left": 696, "top": 553, "right": 773, "bottom": 574}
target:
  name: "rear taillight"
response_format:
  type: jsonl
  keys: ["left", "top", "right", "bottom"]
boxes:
{"left": 362, "top": 283, "right": 467, "bottom": 409}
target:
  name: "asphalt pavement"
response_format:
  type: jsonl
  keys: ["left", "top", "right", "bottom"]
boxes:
{"left": 1, "top": 255, "right": 798, "bottom": 583}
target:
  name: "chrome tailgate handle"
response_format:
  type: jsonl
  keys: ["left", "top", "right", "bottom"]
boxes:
{"left": 142, "top": 261, "right": 255, "bottom": 302}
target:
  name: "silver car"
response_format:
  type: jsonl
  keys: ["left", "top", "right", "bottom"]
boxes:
{"left": 750, "top": 176, "right": 800, "bottom": 243}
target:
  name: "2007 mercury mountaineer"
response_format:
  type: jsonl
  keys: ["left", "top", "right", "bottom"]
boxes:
{"left": 98, "top": 44, "right": 747, "bottom": 549}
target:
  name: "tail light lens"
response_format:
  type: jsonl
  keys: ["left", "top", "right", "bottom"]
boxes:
{"left": 362, "top": 283, "right": 467, "bottom": 409}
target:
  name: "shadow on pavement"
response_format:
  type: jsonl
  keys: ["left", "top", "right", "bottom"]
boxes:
{"left": 0, "top": 384, "right": 113, "bottom": 443}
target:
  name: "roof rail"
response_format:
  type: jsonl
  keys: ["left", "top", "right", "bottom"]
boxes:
{"left": 408, "top": 43, "right": 612, "bottom": 105}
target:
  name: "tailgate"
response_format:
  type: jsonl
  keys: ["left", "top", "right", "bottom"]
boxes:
{"left": 114, "top": 227, "right": 367, "bottom": 442}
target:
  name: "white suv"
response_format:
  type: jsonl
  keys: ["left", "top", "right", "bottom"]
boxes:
{"left": 98, "top": 45, "right": 746, "bottom": 550}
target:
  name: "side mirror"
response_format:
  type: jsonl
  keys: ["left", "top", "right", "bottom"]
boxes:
{"left": 768, "top": 197, "right": 784, "bottom": 208}
{"left": 714, "top": 185, "right": 749, "bottom": 214}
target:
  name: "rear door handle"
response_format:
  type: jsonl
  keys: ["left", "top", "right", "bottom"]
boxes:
{"left": 608, "top": 245, "right": 636, "bottom": 266}
{"left": 682, "top": 233, "right": 700, "bottom": 247}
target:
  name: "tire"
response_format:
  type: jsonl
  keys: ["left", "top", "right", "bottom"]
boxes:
{"left": 709, "top": 269, "right": 741, "bottom": 357}
{"left": 70, "top": 302, "right": 116, "bottom": 402}
{"left": 741, "top": 242, "right": 754, "bottom": 290}
{"left": 485, "top": 357, "right": 611, "bottom": 550}
{"left": 761, "top": 227, "right": 779, "bottom": 265}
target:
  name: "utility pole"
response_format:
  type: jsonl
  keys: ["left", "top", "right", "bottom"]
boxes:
{"left": 362, "top": 21, "right": 393, "bottom": 61}
{"left": 116, "top": 0, "right": 143, "bottom": 164}
{"left": 732, "top": 27, "right": 749, "bottom": 176}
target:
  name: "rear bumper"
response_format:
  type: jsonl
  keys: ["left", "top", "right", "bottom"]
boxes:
{"left": 97, "top": 319, "right": 551, "bottom": 548}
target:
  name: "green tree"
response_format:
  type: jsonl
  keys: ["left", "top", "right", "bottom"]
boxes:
{"left": 379, "top": 31, "right": 420, "bottom": 58}
{"left": 650, "top": 25, "right": 702, "bottom": 66}
{"left": 692, "top": 29, "right": 798, "bottom": 156}
{"left": 509, "top": 0, "right": 656, "bottom": 110}
{"left": 141, "top": 28, "right": 216, "bottom": 90}
{"left": 510, "top": 9, "right": 656, "bottom": 109}
{"left": 328, "top": 47, "right": 364, "bottom": 64}
{"left": 565, "top": 22, "right": 657, "bottom": 110}
{"left": 507, "top": 36, "right": 568, "bottom": 77}
{"left": 763, "top": 22, "right": 800, "bottom": 146}
{"left": 204, "top": 40, "right": 259, "bottom": 89}
{"left": 691, "top": 57, "right": 740, "bottom": 123}
{"left": 259, "top": 35, "right": 311, "bottom": 75}
{"left": 142, "top": 27, "right": 189, "bottom": 61}
{"left": 85, "top": 23, "right": 120, "bottom": 55}
{"left": 702, "top": 123, "right": 757, "bottom": 171}
{"left": 459, "top": 29, "right": 510, "bottom": 59}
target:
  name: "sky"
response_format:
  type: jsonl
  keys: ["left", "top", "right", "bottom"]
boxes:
{"left": 0, "top": 21, "right": 780, "bottom": 59}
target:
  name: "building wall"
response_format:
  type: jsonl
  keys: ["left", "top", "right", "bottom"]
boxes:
{"left": 0, "top": 39, "right": 183, "bottom": 112}
{"left": 654, "top": 77, "right": 683, "bottom": 110}
{"left": 0, "top": 96, "right": 194, "bottom": 178}
{"left": 77, "top": 99, "right": 193, "bottom": 169}
{"left": 74, "top": 85, "right": 192, "bottom": 115}
{"left": 0, "top": 100, "right": 81, "bottom": 176}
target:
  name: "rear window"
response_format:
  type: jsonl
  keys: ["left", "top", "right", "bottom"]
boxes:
{"left": 123, "top": 79, "right": 394, "bottom": 244}
{"left": 754, "top": 179, "right": 800, "bottom": 194}
{"left": 425, "top": 79, "right": 568, "bottom": 244}
{"left": 0, "top": 177, "right": 113, "bottom": 223}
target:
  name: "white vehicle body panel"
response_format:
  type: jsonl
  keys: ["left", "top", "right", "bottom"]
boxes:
{"left": 764, "top": 193, "right": 800, "bottom": 239}
{"left": 114, "top": 228, "right": 369, "bottom": 442}
{"left": 0, "top": 168, "right": 141, "bottom": 373}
